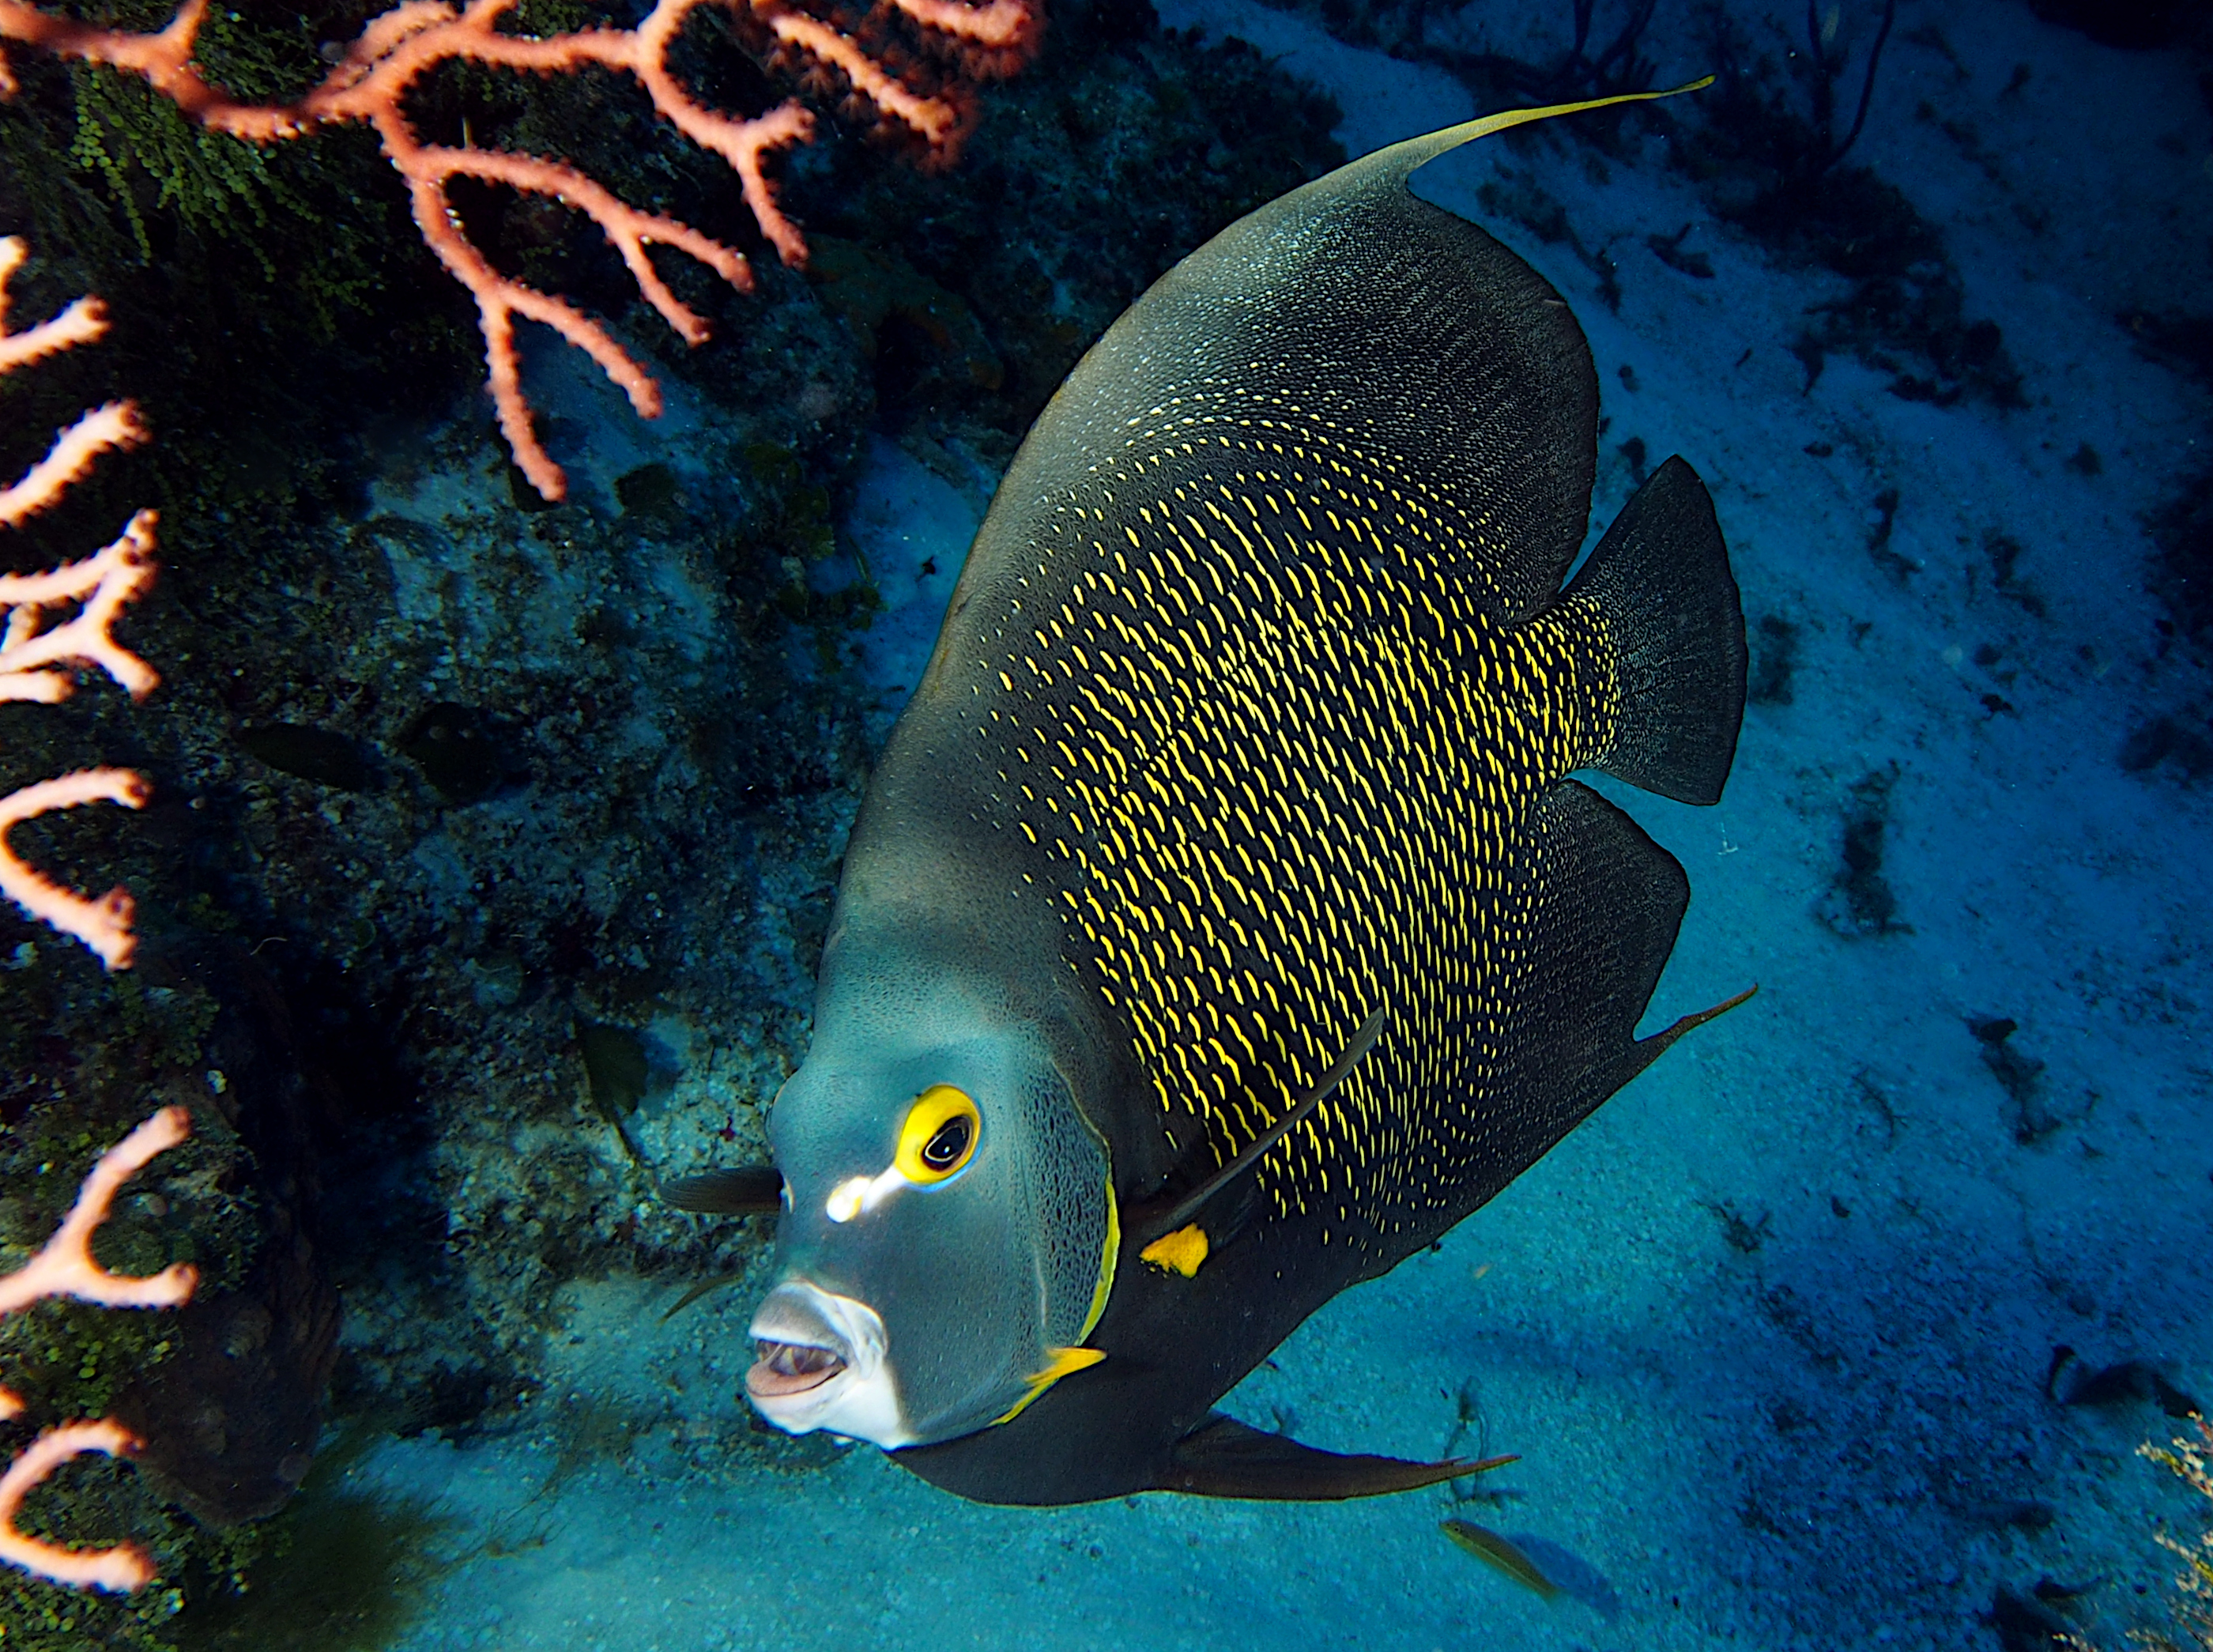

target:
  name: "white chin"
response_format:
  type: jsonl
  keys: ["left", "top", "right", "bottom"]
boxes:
{"left": 746, "top": 1281, "right": 914, "bottom": 1448}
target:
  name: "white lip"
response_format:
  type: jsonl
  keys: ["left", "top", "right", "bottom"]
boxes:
{"left": 745, "top": 1281, "right": 913, "bottom": 1447}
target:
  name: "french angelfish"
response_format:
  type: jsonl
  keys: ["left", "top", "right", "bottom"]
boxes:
{"left": 673, "top": 85, "right": 1751, "bottom": 1506}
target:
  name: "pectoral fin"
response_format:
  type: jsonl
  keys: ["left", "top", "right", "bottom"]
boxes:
{"left": 992, "top": 1345, "right": 1106, "bottom": 1426}
{"left": 1145, "top": 1008, "right": 1386, "bottom": 1239}
{"left": 1153, "top": 1413, "right": 1516, "bottom": 1501}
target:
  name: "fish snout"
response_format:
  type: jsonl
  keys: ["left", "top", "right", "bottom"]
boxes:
{"left": 745, "top": 1280, "right": 910, "bottom": 1446}
{"left": 750, "top": 1336, "right": 845, "bottom": 1397}
{"left": 748, "top": 1280, "right": 853, "bottom": 1397}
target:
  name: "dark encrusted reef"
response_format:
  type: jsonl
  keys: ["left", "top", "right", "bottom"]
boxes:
{"left": 0, "top": 0, "right": 1340, "bottom": 1641}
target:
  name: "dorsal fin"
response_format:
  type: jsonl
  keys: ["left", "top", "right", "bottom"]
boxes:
{"left": 1333, "top": 80, "right": 1714, "bottom": 194}
{"left": 1300, "top": 77, "right": 1713, "bottom": 617}
{"left": 979, "top": 77, "right": 1713, "bottom": 627}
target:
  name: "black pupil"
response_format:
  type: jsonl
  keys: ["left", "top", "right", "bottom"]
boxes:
{"left": 922, "top": 1116, "right": 971, "bottom": 1170}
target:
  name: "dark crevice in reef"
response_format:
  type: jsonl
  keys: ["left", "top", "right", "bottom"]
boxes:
{"left": 2026, "top": 0, "right": 2210, "bottom": 51}
{"left": 788, "top": 0, "right": 1346, "bottom": 444}
{"left": 1673, "top": 5, "right": 2024, "bottom": 411}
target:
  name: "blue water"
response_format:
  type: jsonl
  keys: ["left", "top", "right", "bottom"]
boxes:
{"left": 8, "top": 0, "right": 2209, "bottom": 1648}
{"left": 335, "top": 8, "right": 2213, "bottom": 1645}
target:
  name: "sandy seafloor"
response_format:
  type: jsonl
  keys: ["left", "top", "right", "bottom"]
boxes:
{"left": 326, "top": 3, "right": 2213, "bottom": 1648}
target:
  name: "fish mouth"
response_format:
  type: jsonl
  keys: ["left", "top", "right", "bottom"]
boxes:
{"left": 744, "top": 1280, "right": 911, "bottom": 1446}
{"left": 747, "top": 1336, "right": 846, "bottom": 1397}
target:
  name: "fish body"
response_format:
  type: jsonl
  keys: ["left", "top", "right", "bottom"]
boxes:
{"left": 741, "top": 92, "right": 1747, "bottom": 1506}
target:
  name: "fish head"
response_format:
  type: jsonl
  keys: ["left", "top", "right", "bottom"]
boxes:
{"left": 747, "top": 982, "right": 1114, "bottom": 1449}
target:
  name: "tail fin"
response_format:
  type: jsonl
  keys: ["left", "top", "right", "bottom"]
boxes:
{"left": 1567, "top": 455, "right": 1745, "bottom": 805}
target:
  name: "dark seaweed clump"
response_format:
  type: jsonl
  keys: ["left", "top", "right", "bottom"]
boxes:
{"left": 2045, "top": 1347, "right": 2201, "bottom": 1418}
{"left": 1966, "top": 1016, "right": 2071, "bottom": 1145}
{"left": 1747, "top": 613, "right": 1798, "bottom": 705}
{"left": 1231, "top": 0, "right": 2025, "bottom": 412}
{"left": 1671, "top": 9, "right": 2023, "bottom": 410}
{"left": 2109, "top": 307, "right": 2213, "bottom": 764}
{"left": 2120, "top": 712, "right": 2213, "bottom": 780}
{"left": 2148, "top": 465, "right": 2213, "bottom": 643}
{"left": 2121, "top": 311, "right": 2213, "bottom": 649}
{"left": 1864, "top": 485, "right": 1914, "bottom": 582}
{"left": 1698, "top": 1197, "right": 1771, "bottom": 1253}
{"left": 1983, "top": 530, "right": 2045, "bottom": 619}
{"left": 1815, "top": 767, "right": 1906, "bottom": 938}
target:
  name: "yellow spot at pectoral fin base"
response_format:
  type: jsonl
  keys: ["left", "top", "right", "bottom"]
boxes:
{"left": 993, "top": 1345, "right": 1106, "bottom": 1426}
{"left": 1139, "top": 1223, "right": 1209, "bottom": 1277}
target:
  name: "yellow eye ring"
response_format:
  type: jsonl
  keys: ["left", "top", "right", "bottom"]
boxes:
{"left": 895, "top": 1085, "right": 980, "bottom": 1186}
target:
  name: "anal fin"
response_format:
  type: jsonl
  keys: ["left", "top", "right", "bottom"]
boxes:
{"left": 1498, "top": 780, "right": 1693, "bottom": 1145}
{"left": 1153, "top": 1413, "right": 1514, "bottom": 1501}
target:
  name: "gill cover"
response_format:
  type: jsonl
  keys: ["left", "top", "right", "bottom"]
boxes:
{"left": 760, "top": 966, "right": 1113, "bottom": 1447}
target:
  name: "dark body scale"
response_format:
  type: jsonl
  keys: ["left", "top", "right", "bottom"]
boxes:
{"left": 846, "top": 116, "right": 1747, "bottom": 1505}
